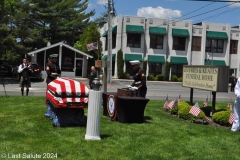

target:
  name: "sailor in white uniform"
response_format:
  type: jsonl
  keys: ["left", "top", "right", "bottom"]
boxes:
{"left": 232, "top": 76, "right": 240, "bottom": 131}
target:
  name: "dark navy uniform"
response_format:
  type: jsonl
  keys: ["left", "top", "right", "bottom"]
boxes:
{"left": 132, "top": 68, "right": 147, "bottom": 98}
{"left": 46, "top": 62, "right": 61, "bottom": 84}
{"left": 44, "top": 54, "right": 61, "bottom": 120}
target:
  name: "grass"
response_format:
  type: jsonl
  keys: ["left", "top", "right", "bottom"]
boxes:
{"left": 0, "top": 96, "right": 240, "bottom": 160}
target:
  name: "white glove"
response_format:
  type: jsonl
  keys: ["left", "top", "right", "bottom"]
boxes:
{"left": 131, "top": 87, "right": 138, "bottom": 90}
{"left": 126, "top": 85, "right": 132, "bottom": 88}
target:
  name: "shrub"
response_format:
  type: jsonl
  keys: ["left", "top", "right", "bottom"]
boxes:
{"left": 178, "top": 77, "right": 182, "bottom": 82}
{"left": 120, "top": 72, "right": 130, "bottom": 79}
{"left": 178, "top": 105, "right": 193, "bottom": 120}
{"left": 178, "top": 103, "right": 206, "bottom": 120}
{"left": 147, "top": 75, "right": 155, "bottom": 81}
{"left": 156, "top": 74, "right": 165, "bottom": 81}
{"left": 171, "top": 75, "right": 178, "bottom": 82}
{"left": 178, "top": 101, "right": 191, "bottom": 111}
{"left": 212, "top": 110, "right": 232, "bottom": 126}
{"left": 170, "top": 106, "right": 178, "bottom": 115}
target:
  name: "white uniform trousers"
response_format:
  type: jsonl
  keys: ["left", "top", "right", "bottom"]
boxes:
{"left": 231, "top": 98, "right": 240, "bottom": 131}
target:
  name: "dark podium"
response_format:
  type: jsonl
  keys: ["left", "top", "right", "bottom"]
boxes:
{"left": 102, "top": 88, "right": 149, "bottom": 123}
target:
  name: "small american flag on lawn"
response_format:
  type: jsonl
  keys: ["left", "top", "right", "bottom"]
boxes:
{"left": 205, "top": 116, "right": 211, "bottom": 121}
{"left": 227, "top": 100, "right": 233, "bottom": 110}
{"left": 229, "top": 112, "right": 234, "bottom": 124}
{"left": 189, "top": 102, "right": 201, "bottom": 117}
{"left": 167, "top": 98, "right": 178, "bottom": 109}
{"left": 87, "top": 42, "right": 98, "bottom": 51}
{"left": 163, "top": 95, "right": 169, "bottom": 108}
{"left": 203, "top": 97, "right": 208, "bottom": 107}
{"left": 178, "top": 93, "right": 181, "bottom": 102}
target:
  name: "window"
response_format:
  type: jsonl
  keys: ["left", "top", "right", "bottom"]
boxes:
{"left": 150, "top": 35, "right": 163, "bottom": 49}
{"left": 171, "top": 64, "right": 183, "bottom": 78}
{"left": 230, "top": 40, "right": 238, "bottom": 54}
{"left": 127, "top": 33, "right": 141, "bottom": 48}
{"left": 192, "top": 36, "right": 201, "bottom": 51}
{"left": 173, "top": 37, "right": 186, "bottom": 51}
{"left": 205, "top": 39, "right": 224, "bottom": 53}
{"left": 126, "top": 62, "right": 134, "bottom": 76}
{"left": 105, "top": 33, "right": 117, "bottom": 51}
{"left": 149, "top": 63, "right": 162, "bottom": 76}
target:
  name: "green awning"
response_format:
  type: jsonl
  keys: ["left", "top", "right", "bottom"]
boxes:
{"left": 102, "top": 26, "right": 117, "bottom": 37}
{"left": 170, "top": 56, "right": 188, "bottom": 64}
{"left": 148, "top": 55, "right": 165, "bottom": 63}
{"left": 172, "top": 28, "right": 189, "bottom": 37}
{"left": 125, "top": 53, "right": 142, "bottom": 61}
{"left": 204, "top": 60, "right": 226, "bottom": 66}
{"left": 102, "top": 55, "right": 108, "bottom": 60}
{"left": 206, "top": 31, "right": 228, "bottom": 39}
{"left": 101, "top": 54, "right": 116, "bottom": 61}
{"left": 102, "top": 31, "right": 108, "bottom": 37}
{"left": 126, "top": 25, "right": 144, "bottom": 33}
{"left": 149, "top": 27, "right": 167, "bottom": 35}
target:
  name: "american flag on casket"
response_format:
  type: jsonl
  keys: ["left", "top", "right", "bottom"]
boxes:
{"left": 46, "top": 78, "right": 89, "bottom": 107}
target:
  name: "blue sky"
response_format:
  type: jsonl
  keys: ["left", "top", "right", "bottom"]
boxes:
{"left": 87, "top": 0, "right": 240, "bottom": 26}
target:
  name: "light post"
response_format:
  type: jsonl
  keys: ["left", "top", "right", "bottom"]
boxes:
{"left": 211, "top": 39, "right": 214, "bottom": 65}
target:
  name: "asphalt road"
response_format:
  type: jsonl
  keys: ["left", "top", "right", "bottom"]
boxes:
{"left": 0, "top": 75, "right": 236, "bottom": 102}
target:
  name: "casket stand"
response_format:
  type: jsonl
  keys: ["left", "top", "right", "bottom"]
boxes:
{"left": 46, "top": 78, "right": 89, "bottom": 127}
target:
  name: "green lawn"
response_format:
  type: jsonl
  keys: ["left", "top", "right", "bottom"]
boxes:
{"left": 0, "top": 96, "right": 239, "bottom": 160}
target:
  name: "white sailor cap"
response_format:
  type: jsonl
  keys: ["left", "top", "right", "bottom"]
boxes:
{"left": 49, "top": 54, "right": 58, "bottom": 58}
{"left": 129, "top": 60, "right": 140, "bottom": 65}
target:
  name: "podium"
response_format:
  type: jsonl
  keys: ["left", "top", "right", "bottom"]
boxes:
{"left": 102, "top": 88, "right": 149, "bottom": 123}
{"left": 117, "top": 88, "right": 136, "bottom": 97}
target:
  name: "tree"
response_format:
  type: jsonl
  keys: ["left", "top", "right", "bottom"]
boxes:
{"left": 0, "top": 0, "right": 95, "bottom": 62}
{"left": 117, "top": 49, "right": 124, "bottom": 78}
{"left": 74, "top": 23, "right": 102, "bottom": 76}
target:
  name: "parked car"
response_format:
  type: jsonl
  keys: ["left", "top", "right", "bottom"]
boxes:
{"left": 29, "top": 63, "right": 43, "bottom": 81}
{"left": 0, "top": 60, "right": 17, "bottom": 76}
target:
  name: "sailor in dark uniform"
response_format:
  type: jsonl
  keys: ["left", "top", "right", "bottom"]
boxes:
{"left": 45, "top": 54, "right": 61, "bottom": 85}
{"left": 130, "top": 60, "right": 147, "bottom": 98}
{"left": 44, "top": 54, "right": 61, "bottom": 120}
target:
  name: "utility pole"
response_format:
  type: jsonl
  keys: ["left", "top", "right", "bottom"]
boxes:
{"left": 107, "top": 0, "right": 112, "bottom": 83}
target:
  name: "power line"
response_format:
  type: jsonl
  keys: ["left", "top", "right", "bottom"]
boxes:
{"left": 182, "top": 1, "right": 237, "bottom": 20}
{"left": 175, "top": 1, "right": 216, "bottom": 20}
{"left": 194, "top": 6, "right": 240, "bottom": 23}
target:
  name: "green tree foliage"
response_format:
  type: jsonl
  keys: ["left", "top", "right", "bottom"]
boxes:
{"left": 74, "top": 23, "right": 101, "bottom": 75}
{"left": 164, "top": 61, "right": 171, "bottom": 81}
{"left": 117, "top": 49, "right": 124, "bottom": 78}
{"left": 0, "top": 0, "right": 95, "bottom": 62}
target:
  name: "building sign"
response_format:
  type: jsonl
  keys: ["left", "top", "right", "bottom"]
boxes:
{"left": 61, "top": 51, "right": 74, "bottom": 72}
{"left": 182, "top": 65, "right": 229, "bottom": 92}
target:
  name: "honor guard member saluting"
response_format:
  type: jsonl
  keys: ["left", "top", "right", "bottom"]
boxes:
{"left": 130, "top": 60, "right": 147, "bottom": 98}
{"left": 18, "top": 57, "right": 32, "bottom": 96}
{"left": 44, "top": 54, "right": 61, "bottom": 119}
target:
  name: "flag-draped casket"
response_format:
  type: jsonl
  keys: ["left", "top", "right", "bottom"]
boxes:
{"left": 46, "top": 78, "right": 89, "bottom": 127}
{"left": 46, "top": 78, "right": 89, "bottom": 108}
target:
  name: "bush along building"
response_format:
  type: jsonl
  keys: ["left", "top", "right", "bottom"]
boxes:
{"left": 100, "top": 15, "right": 240, "bottom": 80}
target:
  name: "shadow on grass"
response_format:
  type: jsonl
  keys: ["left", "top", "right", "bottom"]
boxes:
{"left": 144, "top": 116, "right": 152, "bottom": 123}
{"left": 100, "top": 134, "right": 113, "bottom": 139}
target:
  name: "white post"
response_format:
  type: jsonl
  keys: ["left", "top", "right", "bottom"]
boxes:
{"left": 85, "top": 90, "right": 102, "bottom": 140}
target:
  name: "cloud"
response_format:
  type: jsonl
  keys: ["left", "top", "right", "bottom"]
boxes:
{"left": 229, "top": 0, "right": 240, "bottom": 8}
{"left": 96, "top": 0, "right": 108, "bottom": 5}
{"left": 137, "top": 6, "right": 181, "bottom": 20}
